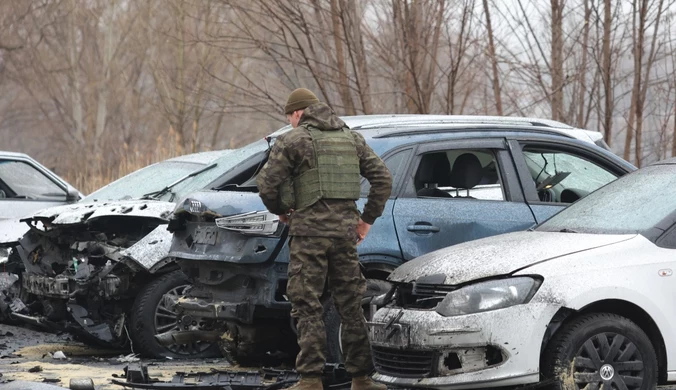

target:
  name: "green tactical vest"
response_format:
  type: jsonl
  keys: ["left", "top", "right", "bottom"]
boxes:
{"left": 286, "top": 126, "right": 360, "bottom": 210}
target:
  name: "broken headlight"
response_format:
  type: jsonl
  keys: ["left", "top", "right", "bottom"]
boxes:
{"left": 435, "top": 277, "right": 541, "bottom": 317}
{"left": 215, "top": 211, "right": 279, "bottom": 235}
{"left": 181, "top": 198, "right": 208, "bottom": 216}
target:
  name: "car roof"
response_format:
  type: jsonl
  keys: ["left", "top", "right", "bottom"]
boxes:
{"left": 269, "top": 115, "right": 603, "bottom": 145}
{"left": 0, "top": 151, "right": 33, "bottom": 159}
{"left": 653, "top": 157, "right": 676, "bottom": 166}
{"left": 165, "top": 150, "right": 233, "bottom": 164}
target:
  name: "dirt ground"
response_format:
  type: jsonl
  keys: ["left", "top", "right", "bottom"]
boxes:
{"left": 0, "top": 323, "right": 236, "bottom": 389}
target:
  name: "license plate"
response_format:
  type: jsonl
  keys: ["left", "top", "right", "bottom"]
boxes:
{"left": 193, "top": 226, "right": 218, "bottom": 245}
{"left": 368, "top": 320, "right": 410, "bottom": 347}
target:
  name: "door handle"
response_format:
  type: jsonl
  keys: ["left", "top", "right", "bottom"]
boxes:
{"left": 407, "top": 224, "right": 440, "bottom": 233}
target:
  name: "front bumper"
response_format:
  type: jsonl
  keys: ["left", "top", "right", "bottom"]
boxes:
{"left": 369, "top": 303, "right": 559, "bottom": 389}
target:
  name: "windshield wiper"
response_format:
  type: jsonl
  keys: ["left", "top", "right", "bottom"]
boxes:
{"left": 140, "top": 163, "right": 217, "bottom": 201}
{"left": 559, "top": 228, "right": 578, "bottom": 233}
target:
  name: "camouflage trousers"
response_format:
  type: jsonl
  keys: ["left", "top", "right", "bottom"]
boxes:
{"left": 287, "top": 235, "right": 373, "bottom": 377}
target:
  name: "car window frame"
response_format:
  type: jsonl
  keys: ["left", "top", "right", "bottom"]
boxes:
{"left": 0, "top": 157, "right": 70, "bottom": 202}
{"left": 508, "top": 138, "right": 629, "bottom": 205}
{"left": 398, "top": 137, "right": 524, "bottom": 202}
{"left": 359, "top": 146, "right": 414, "bottom": 199}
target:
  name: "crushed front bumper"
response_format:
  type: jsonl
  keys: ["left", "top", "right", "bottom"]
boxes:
{"left": 369, "top": 303, "right": 559, "bottom": 389}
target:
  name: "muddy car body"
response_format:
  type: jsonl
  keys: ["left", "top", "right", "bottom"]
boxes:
{"left": 0, "top": 148, "right": 296, "bottom": 358}
{"left": 166, "top": 115, "right": 634, "bottom": 362}
{"left": 369, "top": 159, "right": 676, "bottom": 389}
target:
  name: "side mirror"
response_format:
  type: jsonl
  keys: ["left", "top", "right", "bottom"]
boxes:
{"left": 66, "top": 185, "right": 81, "bottom": 203}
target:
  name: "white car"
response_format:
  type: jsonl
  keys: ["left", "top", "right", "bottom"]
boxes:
{"left": 369, "top": 158, "right": 676, "bottom": 389}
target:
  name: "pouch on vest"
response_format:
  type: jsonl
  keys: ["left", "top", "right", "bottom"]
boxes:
{"left": 293, "top": 127, "right": 360, "bottom": 209}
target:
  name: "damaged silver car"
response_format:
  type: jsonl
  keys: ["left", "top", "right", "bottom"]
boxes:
{"left": 0, "top": 148, "right": 283, "bottom": 358}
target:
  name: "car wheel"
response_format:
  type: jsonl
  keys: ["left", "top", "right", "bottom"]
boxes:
{"left": 541, "top": 313, "right": 657, "bottom": 390}
{"left": 129, "top": 270, "right": 220, "bottom": 359}
{"left": 324, "top": 279, "right": 392, "bottom": 363}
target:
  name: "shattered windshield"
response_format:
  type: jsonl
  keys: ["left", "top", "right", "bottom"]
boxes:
{"left": 537, "top": 164, "right": 676, "bottom": 235}
{"left": 83, "top": 140, "right": 269, "bottom": 202}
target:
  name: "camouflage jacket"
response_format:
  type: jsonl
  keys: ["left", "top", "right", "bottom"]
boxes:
{"left": 257, "top": 103, "right": 392, "bottom": 238}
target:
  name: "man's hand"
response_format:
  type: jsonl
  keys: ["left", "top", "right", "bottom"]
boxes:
{"left": 356, "top": 219, "right": 371, "bottom": 245}
{"left": 278, "top": 209, "right": 294, "bottom": 224}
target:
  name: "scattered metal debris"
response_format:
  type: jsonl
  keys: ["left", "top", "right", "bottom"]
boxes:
{"left": 111, "top": 363, "right": 352, "bottom": 390}
{"left": 116, "top": 353, "right": 140, "bottom": 363}
{"left": 51, "top": 351, "right": 66, "bottom": 360}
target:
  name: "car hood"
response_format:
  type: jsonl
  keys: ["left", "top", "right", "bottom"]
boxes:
{"left": 0, "top": 200, "right": 175, "bottom": 245}
{"left": 25, "top": 199, "right": 175, "bottom": 225}
{"left": 388, "top": 231, "right": 635, "bottom": 285}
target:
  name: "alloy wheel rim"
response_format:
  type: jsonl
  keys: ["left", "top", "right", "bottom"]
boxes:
{"left": 153, "top": 284, "right": 212, "bottom": 356}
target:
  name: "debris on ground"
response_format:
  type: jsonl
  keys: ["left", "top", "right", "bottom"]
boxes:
{"left": 51, "top": 351, "right": 67, "bottom": 360}
{"left": 28, "top": 365, "right": 43, "bottom": 373}
{"left": 111, "top": 363, "right": 352, "bottom": 390}
{"left": 116, "top": 353, "right": 140, "bottom": 363}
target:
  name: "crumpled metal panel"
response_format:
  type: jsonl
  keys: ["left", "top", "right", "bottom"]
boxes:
{"left": 388, "top": 231, "right": 635, "bottom": 285}
{"left": 0, "top": 218, "right": 29, "bottom": 244}
{"left": 120, "top": 225, "right": 173, "bottom": 270}
{"left": 0, "top": 272, "right": 19, "bottom": 292}
{"left": 27, "top": 200, "right": 175, "bottom": 225}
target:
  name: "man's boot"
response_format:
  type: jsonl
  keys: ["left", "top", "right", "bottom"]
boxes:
{"left": 351, "top": 376, "right": 387, "bottom": 390}
{"left": 286, "top": 377, "right": 323, "bottom": 390}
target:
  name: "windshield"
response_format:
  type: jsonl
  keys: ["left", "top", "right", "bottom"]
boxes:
{"left": 537, "top": 164, "right": 676, "bottom": 235}
{"left": 83, "top": 140, "right": 269, "bottom": 202}
{"left": 0, "top": 160, "right": 66, "bottom": 201}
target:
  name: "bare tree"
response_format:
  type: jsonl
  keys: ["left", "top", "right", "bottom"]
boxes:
{"left": 624, "top": 0, "right": 666, "bottom": 165}
{"left": 483, "top": 0, "right": 503, "bottom": 115}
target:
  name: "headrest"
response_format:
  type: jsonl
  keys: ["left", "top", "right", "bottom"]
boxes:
{"left": 448, "top": 153, "right": 483, "bottom": 190}
{"left": 415, "top": 153, "right": 451, "bottom": 189}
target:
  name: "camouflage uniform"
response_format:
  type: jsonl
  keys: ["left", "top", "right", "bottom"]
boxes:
{"left": 257, "top": 103, "right": 392, "bottom": 377}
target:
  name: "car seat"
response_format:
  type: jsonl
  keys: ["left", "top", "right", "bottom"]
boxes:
{"left": 448, "top": 153, "right": 483, "bottom": 198}
{"left": 415, "top": 153, "right": 452, "bottom": 198}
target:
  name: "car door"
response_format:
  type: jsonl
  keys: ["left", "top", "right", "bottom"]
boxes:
{"left": 357, "top": 147, "right": 414, "bottom": 268}
{"left": 393, "top": 138, "right": 537, "bottom": 261}
{"left": 507, "top": 139, "right": 630, "bottom": 224}
{"left": 0, "top": 157, "right": 73, "bottom": 219}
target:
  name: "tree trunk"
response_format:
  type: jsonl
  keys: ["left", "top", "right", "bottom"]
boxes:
{"left": 601, "top": 0, "right": 613, "bottom": 145}
{"left": 577, "top": 0, "right": 591, "bottom": 128}
{"left": 483, "top": 0, "right": 503, "bottom": 115}
{"left": 67, "top": 0, "right": 85, "bottom": 147}
{"left": 550, "top": 0, "right": 564, "bottom": 122}
{"left": 330, "top": 0, "right": 356, "bottom": 115}
{"left": 635, "top": 0, "right": 665, "bottom": 165}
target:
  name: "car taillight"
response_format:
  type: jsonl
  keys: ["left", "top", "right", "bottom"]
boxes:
{"left": 215, "top": 211, "right": 279, "bottom": 235}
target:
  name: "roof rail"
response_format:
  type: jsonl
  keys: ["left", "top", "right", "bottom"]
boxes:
{"left": 351, "top": 116, "right": 573, "bottom": 130}
{"left": 371, "top": 126, "right": 575, "bottom": 139}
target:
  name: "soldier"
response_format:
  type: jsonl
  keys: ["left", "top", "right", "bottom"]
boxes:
{"left": 257, "top": 88, "right": 392, "bottom": 390}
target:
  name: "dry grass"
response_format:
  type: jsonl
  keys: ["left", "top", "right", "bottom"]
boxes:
{"left": 64, "top": 130, "right": 189, "bottom": 195}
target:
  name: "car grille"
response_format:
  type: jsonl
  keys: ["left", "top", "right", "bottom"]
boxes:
{"left": 412, "top": 283, "right": 455, "bottom": 297}
{"left": 372, "top": 346, "right": 435, "bottom": 378}
{"left": 396, "top": 282, "right": 456, "bottom": 309}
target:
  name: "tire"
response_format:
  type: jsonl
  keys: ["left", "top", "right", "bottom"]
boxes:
{"left": 541, "top": 313, "right": 657, "bottom": 390}
{"left": 129, "top": 270, "right": 220, "bottom": 359}
{"left": 324, "top": 279, "right": 392, "bottom": 363}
